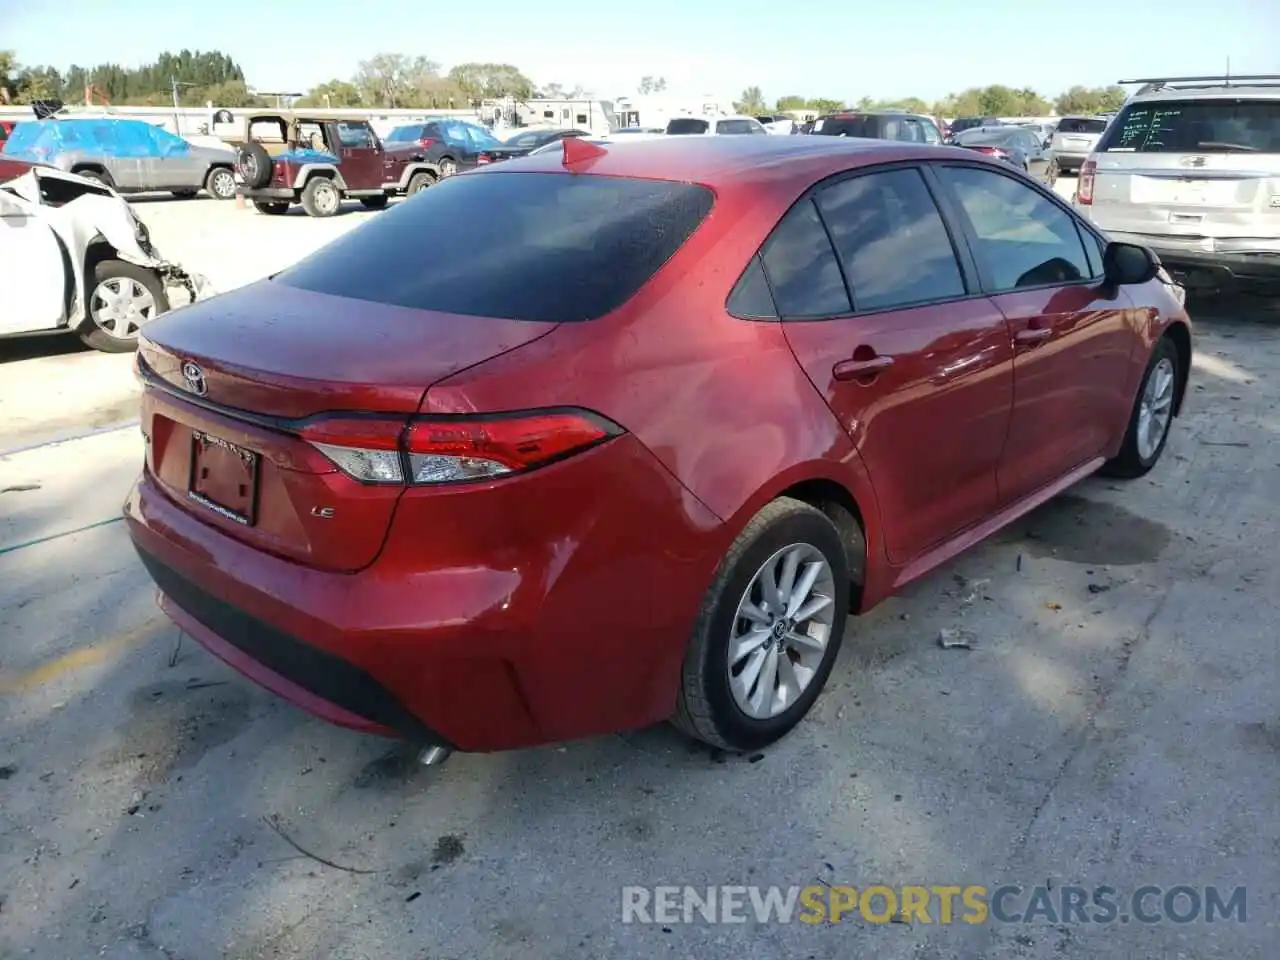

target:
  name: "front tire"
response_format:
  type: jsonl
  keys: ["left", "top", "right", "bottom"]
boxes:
{"left": 673, "top": 497, "right": 850, "bottom": 751}
{"left": 300, "top": 177, "right": 341, "bottom": 217}
{"left": 1101, "top": 336, "right": 1180, "bottom": 479}
{"left": 77, "top": 259, "right": 169, "bottom": 353}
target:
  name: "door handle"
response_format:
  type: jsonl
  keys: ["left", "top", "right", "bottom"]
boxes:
{"left": 833, "top": 355, "right": 895, "bottom": 381}
{"left": 1014, "top": 327, "right": 1052, "bottom": 346}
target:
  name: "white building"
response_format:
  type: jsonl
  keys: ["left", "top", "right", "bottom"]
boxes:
{"left": 612, "top": 94, "right": 738, "bottom": 131}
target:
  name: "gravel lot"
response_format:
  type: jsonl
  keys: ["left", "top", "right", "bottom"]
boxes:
{"left": 1, "top": 184, "right": 1278, "bottom": 960}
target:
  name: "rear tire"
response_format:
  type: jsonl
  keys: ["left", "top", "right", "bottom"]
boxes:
{"left": 253, "top": 200, "right": 290, "bottom": 216}
{"left": 437, "top": 156, "right": 457, "bottom": 177}
{"left": 406, "top": 171, "right": 435, "bottom": 196}
{"left": 300, "top": 176, "right": 341, "bottom": 217}
{"left": 672, "top": 497, "right": 850, "bottom": 752}
{"left": 1101, "top": 336, "right": 1181, "bottom": 479}
{"left": 359, "top": 194, "right": 389, "bottom": 210}
{"left": 77, "top": 259, "right": 169, "bottom": 353}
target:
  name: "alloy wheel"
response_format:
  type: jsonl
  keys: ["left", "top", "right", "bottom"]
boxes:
{"left": 1136, "top": 356, "right": 1175, "bottom": 461}
{"left": 727, "top": 543, "right": 837, "bottom": 720}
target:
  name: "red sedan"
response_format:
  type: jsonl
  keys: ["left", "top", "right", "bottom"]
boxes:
{"left": 126, "top": 135, "right": 1192, "bottom": 757}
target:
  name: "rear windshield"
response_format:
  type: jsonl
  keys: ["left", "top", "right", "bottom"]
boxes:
{"left": 1098, "top": 99, "right": 1280, "bottom": 153}
{"left": 716, "top": 119, "right": 758, "bottom": 134}
{"left": 667, "top": 118, "right": 709, "bottom": 135}
{"left": 814, "top": 116, "right": 877, "bottom": 137}
{"left": 1057, "top": 117, "right": 1107, "bottom": 134}
{"left": 274, "top": 172, "right": 715, "bottom": 323}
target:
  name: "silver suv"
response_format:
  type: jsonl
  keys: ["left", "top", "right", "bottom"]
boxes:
{"left": 1046, "top": 116, "right": 1109, "bottom": 175}
{"left": 1074, "top": 75, "right": 1280, "bottom": 295}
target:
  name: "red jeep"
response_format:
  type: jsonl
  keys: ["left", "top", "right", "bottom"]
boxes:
{"left": 233, "top": 113, "right": 441, "bottom": 217}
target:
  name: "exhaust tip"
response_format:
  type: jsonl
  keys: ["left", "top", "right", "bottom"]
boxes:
{"left": 418, "top": 745, "right": 453, "bottom": 767}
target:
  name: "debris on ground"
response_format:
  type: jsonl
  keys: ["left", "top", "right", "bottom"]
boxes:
{"left": 1087, "top": 583, "right": 1111, "bottom": 594}
{"left": 1046, "top": 602, "right": 1063, "bottom": 611}
{"left": 1200, "top": 440, "right": 1250, "bottom": 448}
{"left": 938, "top": 628, "right": 977, "bottom": 650}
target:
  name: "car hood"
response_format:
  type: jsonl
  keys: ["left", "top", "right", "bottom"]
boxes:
{"left": 188, "top": 143, "right": 237, "bottom": 162}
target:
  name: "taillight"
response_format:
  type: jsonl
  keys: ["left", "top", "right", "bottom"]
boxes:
{"left": 1078, "top": 159, "right": 1096, "bottom": 205}
{"left": 418, "top": 137, "right": 436, "bottom": 150}
{"left": 298, "top": 410, "right": 621, "bottom": 486}
{"left": 477, "top": 153, "right": 491, "bottom": 165}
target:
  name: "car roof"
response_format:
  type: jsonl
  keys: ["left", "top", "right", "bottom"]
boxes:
{"left": 474, "top": 135, "right": 970, "bottom": 185}
{"left": 248, "top": 112, "right": 362, "bottom": 124}
{"left": 1127, "top": 83, "right": 1280, "bottom": 103}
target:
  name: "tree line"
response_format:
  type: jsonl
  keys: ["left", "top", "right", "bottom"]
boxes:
{"left": 1, "top": 49, "right": 1129, "bottom": 118}
{"left": 735, "top": 84, "right": 1129, "bottom": 118}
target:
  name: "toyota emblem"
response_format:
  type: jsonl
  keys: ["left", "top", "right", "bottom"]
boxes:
{"left": 181, "top": 361, "right": 208, "bottom": 396}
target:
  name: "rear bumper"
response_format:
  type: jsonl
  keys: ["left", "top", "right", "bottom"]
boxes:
{"left": 125, "top": 433, "right": 725, "bottom": 752}
{"left": 1051, "top": 152, "right": 1089, "bottom": 169}
{"left": 242, "top": 187, "right": 296, "bottom": 201}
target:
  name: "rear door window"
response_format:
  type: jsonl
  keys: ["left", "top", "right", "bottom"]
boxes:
{"left": 1057, "top": 117, "right": 1107, "bottom": 135}
{"left": 275, "top": 172, "right": 714, "bottom": 323}
{"left": 759, "top": 200, "right": 851, "bottom": 318}
{"left": 667, "top": 118, "right": 710, "bottom": 135}
{"left": 814, "top": 117, "right": 876, "bottom": 138}
{"left": 816, "top": 168, "right": 966, "bottom": 311}
{"left": 715, "top": 119, "right": 756, "bottom": 135}
{"left": 937, "top": 165, "right": 1091, "bottom": 292}
{"left": 1098, "top": 99, "right": 1280, "bottom": 153}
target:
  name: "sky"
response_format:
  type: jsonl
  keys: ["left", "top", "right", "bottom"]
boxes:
{"left": 2, "top": 0, "right": 1277, "bottom": 104}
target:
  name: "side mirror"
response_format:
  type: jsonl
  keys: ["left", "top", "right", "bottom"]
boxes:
{"left": 1103, "top": 241, "right": 1159, "bottom": 285}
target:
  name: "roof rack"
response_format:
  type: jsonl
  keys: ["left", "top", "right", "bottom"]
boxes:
{"left": 1120, "top": 75, "right": 1280, "bottom": 96}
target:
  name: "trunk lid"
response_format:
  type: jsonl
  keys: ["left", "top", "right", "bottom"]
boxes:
{"left": 137, "top": 280, "right": 557, "bottom": 572}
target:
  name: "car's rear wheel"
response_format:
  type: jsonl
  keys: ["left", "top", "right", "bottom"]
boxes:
{"left": 438, "top": 157, "right": 457, "bottom": 177}
{"left": 360, "top": 194, "right": 389, "bottom": 209}
{"left": 673, "top": 497, "right": 849, "bottom": 751}
{"left": 205, "top": 167, "right": 237, "bottom": 200}
{"left": 300, "top": 177, "right": 341, "bottom": 217}
{"left": 77, "top": 259, "right": 169, "bottom": 353}
{"left": 1101, "top": 336, "right": 1180, "bottom": 479}
{"left": 253, "top": 200, "right": 290, "bottom": 216}
{"left": 406, "top": 171, "right": 435, "bottom": 196}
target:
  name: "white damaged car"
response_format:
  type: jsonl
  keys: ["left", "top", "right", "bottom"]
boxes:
{"left": 0, "top": 163, "right": 211, "bottom": 353}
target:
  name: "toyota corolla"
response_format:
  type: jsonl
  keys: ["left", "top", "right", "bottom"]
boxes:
{"left": 126, "top": 135, "right": 1191, "bottom": 758}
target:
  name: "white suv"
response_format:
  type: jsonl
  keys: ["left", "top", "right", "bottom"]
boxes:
{"left": 1074, "top": 75, "right": 1280, "bottom": 296}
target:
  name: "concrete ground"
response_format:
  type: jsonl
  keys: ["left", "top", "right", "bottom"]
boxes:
{"left": 1, "top": 186, "right": 1278, "bottom": 960}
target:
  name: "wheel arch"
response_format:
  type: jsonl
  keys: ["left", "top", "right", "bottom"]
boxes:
{"left": 399, "top": 162, "right": 440, "bottom": 190}
{"left": 1163, "top": 320, "right": 1192, "bottom": 416}
{"left": 721, "top": 464, "right": 883, "bottom": 613}
{"left": 295, "top": 164, "right": 346, "bottom": 191}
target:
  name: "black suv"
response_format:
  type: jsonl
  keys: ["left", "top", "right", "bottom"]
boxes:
{"left": 810, "top": 111, "right": 943, "bottom": 144}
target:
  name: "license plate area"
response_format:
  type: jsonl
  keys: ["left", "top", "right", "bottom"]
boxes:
{"left": 188, "top": 430, "right": 259, "bottom": 526}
